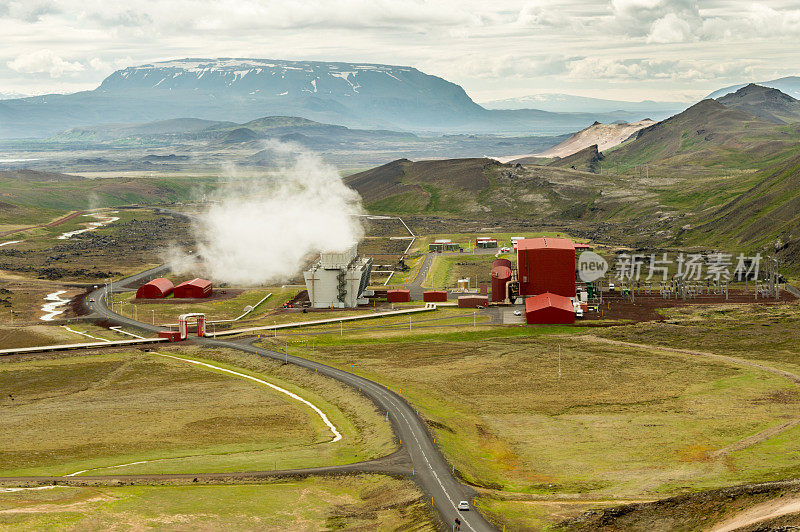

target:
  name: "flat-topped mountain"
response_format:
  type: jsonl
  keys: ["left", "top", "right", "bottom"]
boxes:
{"left": 0, "top": 58, "right": 653, "bottom": 138}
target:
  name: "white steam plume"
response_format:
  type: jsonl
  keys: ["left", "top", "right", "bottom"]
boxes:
{"left": 160, "top": 243, "right": 199, "bottom": 275}
{"left": 193, "top": 143, "right": 364, "bottom": 285}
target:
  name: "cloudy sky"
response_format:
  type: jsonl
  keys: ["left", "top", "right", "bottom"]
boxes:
{"left": 1, "top": 0, "right": 799, "bottom": 102}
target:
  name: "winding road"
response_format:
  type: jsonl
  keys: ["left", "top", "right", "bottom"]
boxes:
{"left": 70, "top": 264, "right": 496, "bottom": 531}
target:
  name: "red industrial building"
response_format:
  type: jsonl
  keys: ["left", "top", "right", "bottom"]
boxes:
{"left": 174, "top": 278, "right": 213, "bottom": 298}
{"left": 387, "top": 289, "right": 411, "bottom": 303}
{"left": 490, "top": 265, "right": 512, "bottom": 302}
{"left": 525, "top": 292, "right": 575, "bottom": 324}
{"left": 517, "top": 238, "right": 576, "bottom": 298}
{"left": 457, "top": 295, "right": 489, "bottom": 308}
{"left": 136, "top": 278, "right": 174, "bottom": 299}
{"left": 423, "top": 290, "right": 447, "bottom": 302}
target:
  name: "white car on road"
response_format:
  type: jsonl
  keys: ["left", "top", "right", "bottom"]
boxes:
{"left": 458, "top": 501, "right": 470, "bottom": 511}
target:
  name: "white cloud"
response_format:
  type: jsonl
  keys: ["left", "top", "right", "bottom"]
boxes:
{"left": 609, "top": 0, "right": 703, "bottom": 42}
{"left": 567, "top": 57, "right": 755, "bottom": 83}
{"left": 517, "top": 3, "right": 561, "bottom": 27}
{"left": 0, "top": 1, "right": 799, "bottom": 99}
{"left": 647, "top": 12, "right": 694, "bottom": 43}
{"left": 6, "top": 49, "right": 84, "bottom": 77}
{"left": 444, "top": 53, "right": 571, "bottom": 79}
{"left": 89, "top": 57, "right": 107, "bottom": 70}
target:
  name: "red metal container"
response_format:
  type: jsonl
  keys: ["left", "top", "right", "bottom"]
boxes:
{"left": 158, "top": 330, "right": 182, "bottom": 342}
{"left": 457, "top": 295, "right": 489, "bottom": 308}
{"left": 136, "top": 278, "right": 174, "bottom": 299}
{"left": 423, "top": 290, "right": 447, "bottom": 302}
{"left": 174, "top": 278, "right": 213, "bottom": 298}
{"left": 387, "top": 289, "right": 411, "bottom": 303}
{"left": 491, "top": 265, "right": 512, "bottom": 302}
{"left": 525, "top": 292, "right": 575, "bottom": 324}
{"left": 492, "top": 258, "right": 512, "bottom": 270}
{"left": 517, "top": 238, "right": 576, "bottom": 298}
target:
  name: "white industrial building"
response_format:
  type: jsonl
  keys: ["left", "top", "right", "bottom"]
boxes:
{"left": 303, "top": 244, "right": 373, "bottom": 308}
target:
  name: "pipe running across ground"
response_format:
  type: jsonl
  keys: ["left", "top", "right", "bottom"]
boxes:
{"left": 150, "top": 351, "right": 342, "bottom": 443}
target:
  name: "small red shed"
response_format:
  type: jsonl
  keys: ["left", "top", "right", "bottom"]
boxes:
{"left": 423, "top": 290, "right": 447, "bottom": 302}
{"left": 136, "top": 278, "right": 174, "bottom": 299}
{"left": 457, "top": 295, "right": 489, "bottom": 308}
{"left": 174, "top": 278, "right": 213, "bottom": 298}
{"left": 387, "top": 289, "right": 411, "bottom": 303}
{"left": 525, "top": 292, "right": 575, "bottom": 324}
{"left": 158, "top": 330, "right": 182, "bottom": 342}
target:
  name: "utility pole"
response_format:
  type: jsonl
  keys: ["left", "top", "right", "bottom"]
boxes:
{"left": 558, "top": 345, "right": 562, "bottom": 380}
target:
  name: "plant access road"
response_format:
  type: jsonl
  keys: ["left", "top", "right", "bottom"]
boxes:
{"left": 76, "top": 267, "right": 496, "bottom": 531}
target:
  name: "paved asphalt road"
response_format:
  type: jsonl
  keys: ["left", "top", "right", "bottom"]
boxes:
{"left": 83, "top": 266, "right": 496, "bottom": 532}
{"left": 408, "top": 248, "right": 500, "bottom": 299}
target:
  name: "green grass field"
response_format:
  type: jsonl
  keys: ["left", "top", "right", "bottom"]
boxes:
{"left": 0, "top": 347, "right": 394, "bottom": 477}
{"left": 422, "top": 253, "right": 516, "bottom": 290}
{"left": 112, "top": 285, "right": 300, "bottom": 326}
{"left": 0, "top": 323, "right": 134, "bottom": 348}
{"left": 273, "top": 302, "right": 800, "bottom": 529}
{"left": 0, "top": 476, "right": 434, "bottom": 531}
{"left": 0, "top": 174, "right": 211, "bottom": 212}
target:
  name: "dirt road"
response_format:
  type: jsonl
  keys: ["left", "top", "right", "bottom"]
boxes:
{"left": 708, "top": 494, "right": 800, "bottom": 531}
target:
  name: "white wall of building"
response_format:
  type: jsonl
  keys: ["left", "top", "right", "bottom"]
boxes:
{"left": 304, "top": 244, "right": 372, "bottom": 308}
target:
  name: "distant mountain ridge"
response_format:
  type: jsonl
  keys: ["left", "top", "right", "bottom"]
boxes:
{"left": 481, "top": 93, "right": 685, "bottom": 118}
{"left": 707, "top": 76, "right": 800, "bottom": 100}
{"left": 0, "top": 58, "right": 655, "bottom": 138}
{"left": 716, "top": 83, "right": 800, "bottom": 124}
{"left": 54, "top": 115, "right": 414, "bottom": 142}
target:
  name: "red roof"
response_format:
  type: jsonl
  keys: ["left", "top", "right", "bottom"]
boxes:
{"left": 574, "top": 243, "right": 593, "bottom": 249}
{"left": 176, "top": 278, "right": 212, "bottom": 290}
{"left": 525, "top": 292, "right": 574, "bottom": 313}
{"left": 517, "top": 237, "right": 575, "bottom": 251}
{"left": 136, "top": 277, "right": 174, "bottom": 298}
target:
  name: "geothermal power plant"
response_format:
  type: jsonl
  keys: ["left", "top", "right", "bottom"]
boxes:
{"left": 303, "top": 244, "right": 373, "bottom": 308}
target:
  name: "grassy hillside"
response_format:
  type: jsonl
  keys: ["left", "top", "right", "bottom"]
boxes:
{"left": 0, "top": 172, "right": 211, "bottom": 211}
{"left": 344, "top": 157, "right": 622, "bottom": 219}
{"left": 686, "top": 150, "right": 800, "bottom": 267}
{"left": 717, "top": 84, "right": 800, "bottom": 124}
{"left": 345, "top": 158, "right": 499, "bottom": 213}
{"left": 604, "top": 99, "right": 800, "bottom": 172}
